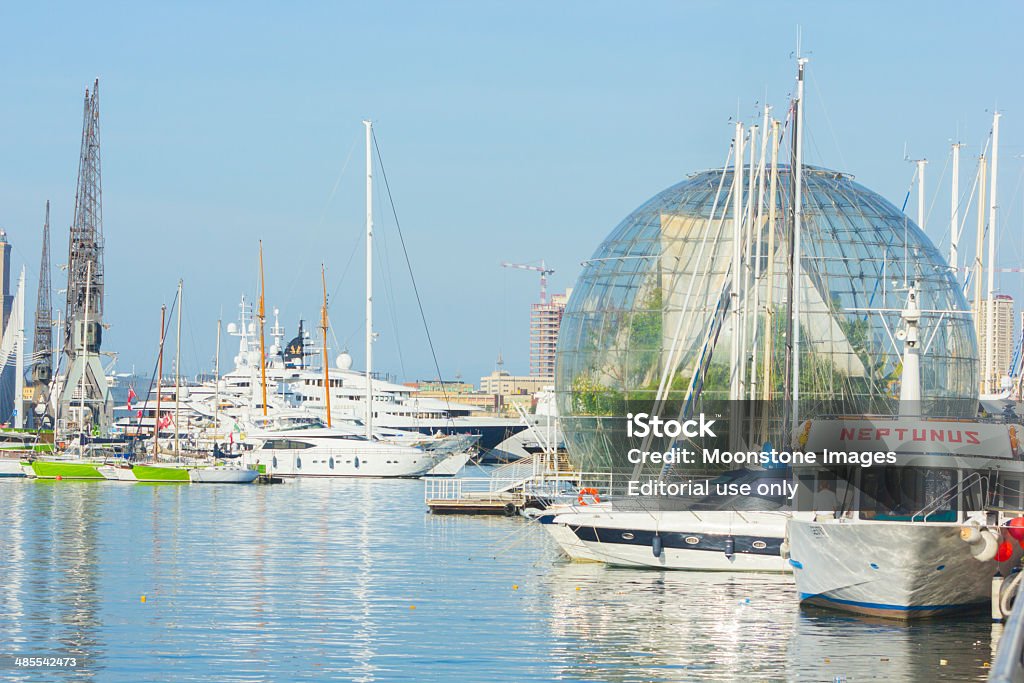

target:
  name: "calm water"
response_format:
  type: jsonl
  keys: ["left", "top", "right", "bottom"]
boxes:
{"left": 0, "top": 478, "right": 1003, "bottom": 682}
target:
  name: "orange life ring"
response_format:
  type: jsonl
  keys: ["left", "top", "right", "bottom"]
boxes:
{"left": 577, "top": 487, "right": 601, "bottom": 506}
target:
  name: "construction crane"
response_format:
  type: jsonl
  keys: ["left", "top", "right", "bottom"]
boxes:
{"left": 57, "top": 79, "right": 112, "bottom": 433}
{"left": 30, "top": 201, "right": 52, "bottom": 427}
{"left": 501, "top": 260, "right": 555, "bottom": 304}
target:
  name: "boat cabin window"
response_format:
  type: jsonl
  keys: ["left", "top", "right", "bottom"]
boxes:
{"left": 997, "top": 475, "right": 1024, "bottom": 511}
{"left": 261, "top": 439, "right": 315, "bottom": 450}
{"left": 858, "top": 467, "right": 957, "bottom": 522}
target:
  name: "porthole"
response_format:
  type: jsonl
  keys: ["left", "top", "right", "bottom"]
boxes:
{"left": 329, "top": 457, "right": 335, "bottom": 469}
{"left": 354, "top": 457, "right": 360, "bottom": 469}
{"left": 621, "top": 532, "right": 634, "bottom": 540}
{"left": 684, "top": 536, "right": 700, "bottom": 545}
{"left": 752, "top": 540, "right": 767, "bottom": 550}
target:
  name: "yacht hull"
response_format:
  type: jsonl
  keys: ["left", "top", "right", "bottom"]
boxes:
{"left": 555, "top": 510, "right": 790, "bottom": 572}
{"left": 247, "top": 448, "right": 438, "bottom": 478}
{"left": 788, "top": 519, "right": 1017, "bottom": 619}
{"left": 188, "top": 466, "right": 259, "bottom": 483}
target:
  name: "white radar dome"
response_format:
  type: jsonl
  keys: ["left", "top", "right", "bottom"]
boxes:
{"left": 247, "top": 322, "right": 256, "bottom": 334}
{"left": 247, "top": 350, "right": 261, "bottom": 365}
{"left": 269, "top": 344, "right": 280, "bottom": 356}
{"left": 336, "top": 353, "right": 353, "bottom": 370}
{"left": 227, "top": 322, "right": 238, "bottom": 334}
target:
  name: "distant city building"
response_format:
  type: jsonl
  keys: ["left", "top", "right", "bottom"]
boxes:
{"left": 530, "top": 289, "right": 570, "bottom": 378}
{"left": 979, "top": 294, "right": 1015, "bottom": 392}
{"left": 0, "top": 231, "right": 12, "bottom": 336}
{"left": 0, "top": 230, "right": 14, "bottom": 425}
{"left": 479, "top": 370, "right": 552, "bottom": 396}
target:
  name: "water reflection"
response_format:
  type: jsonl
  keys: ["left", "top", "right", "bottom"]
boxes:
{"left": 0, "top": 479, "right": 1004, "bottom": 682}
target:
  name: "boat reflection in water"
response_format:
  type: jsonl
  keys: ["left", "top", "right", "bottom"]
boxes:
{"left": 0, "top": 481, "right": 104, "bottom": 678}
{"left": 540, "top": 560, "right": 997, "bottom": 681}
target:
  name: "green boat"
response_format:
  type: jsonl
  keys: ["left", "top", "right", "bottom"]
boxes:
{"left": 27, "top": 459, "right": 107, "bottom": 479}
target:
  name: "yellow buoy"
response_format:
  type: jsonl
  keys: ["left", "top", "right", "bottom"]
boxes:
{"left": 512, "top": 584, "right": 519, "bottom": 590}
{"left": 410, "top": 605, "right": 416, "bottom": 610}
{"left": 140, "top": 595, "right": 147, "bottom": 603}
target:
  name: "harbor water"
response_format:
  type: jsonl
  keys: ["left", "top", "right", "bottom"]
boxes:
{"left": 0, "top": 478, "right": 1003, "bottom": 682}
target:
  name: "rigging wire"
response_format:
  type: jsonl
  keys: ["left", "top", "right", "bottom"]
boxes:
{"left": 371, "top": 129, "right": 454, "bottom": 421}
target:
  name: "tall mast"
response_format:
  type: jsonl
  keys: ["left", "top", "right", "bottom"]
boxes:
{"left": 364, "top": 120, "right": 374, "bottom": 440}
{"left": 729, "top": 122, "right": 744, "bottom": 402}
{"left": 916, "top": 159, "right": 927, "bottom": 232}
{"left": 321, "top": 265, "right": 332, "bottom": 427}
{"left": 214, "top": 318, "right": 221, "bottom": 448}
{"left": 760, "top": 118, "right": 780, "bottom": 411}
{"left": 950, "top": 142, "right": 962, "bottom": 271}
{"left": 258, "top": 241, "right": 268, "bottom": 416}
{"left": 973, "top": 155, "right": 987, "bottom": 358}
{"left": 154, "top": 305, "right": 165, "bottom": 458}
{"left": 985, "top": 112, "right": 1001, "bottom": 393}
{"left": 791, "top": 56, "right": 808, "bottom": 430}
{"left": 79, "top": 261, "right": 91, "bottom": 431}
{"left": 174, "top": 279, "right": 182, "bottom": 455}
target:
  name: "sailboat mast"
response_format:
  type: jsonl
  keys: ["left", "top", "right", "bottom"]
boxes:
{"left": 791, "top": 57, "right": 807, "bottom": 431}
{"left": 364, "top": 119, "right": 374, "bottom": 440}
{"left": 321, "top": 265, "right": 332, "bottom": 428}
{"left": 973, "top": 155, "right": 987, "bottom": 359}
{"left": 80, "top": 261, "right": 91, "bottom": 433}
{"left": 985, "top": 112, "right": 1001, "bottom": 393}
{"left": 258, "top": 241, "right": 268, "bottom": 416}
{"left": 214, "top": 318, "right": 221, "bottom": 447}
{"left": 729, "top": 121, "right": 744, "bottom": 402}
{"left": 760, "top": 118, "right": 780, "bottom": 410}
{"left": 950, "top": 142, "right": 961, "bottom": 272}
{"left": 175, "top": 279, "right": 182, "bottom": 456}
{"left": 154, "top": 304, "right": 165, "bottom": 458}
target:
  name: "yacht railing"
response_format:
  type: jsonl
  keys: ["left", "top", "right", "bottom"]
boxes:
{"left": 912, "top": 471, "right": 988, "bottom": 522}
{"left": 424, "top": 471, "right": 614, "bottom": 503}
{"left": 990, "top": 591, "right": 1024, "bottom": 683}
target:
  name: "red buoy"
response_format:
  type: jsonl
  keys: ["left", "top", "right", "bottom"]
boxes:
{"left": 55, "top": 475, "right": 62, "bottom": 481}
{"left": 996, "top": 540, "right": 1014, "bottom": 563}
{"left": 1007, "top": 517, "right": 1024, "bottom": 542}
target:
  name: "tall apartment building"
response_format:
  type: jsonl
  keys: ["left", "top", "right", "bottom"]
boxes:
{"left": 530, "top": 290, "right": 570, "bottom": 378}
{"left": 978, "top": 294, "right": 1015, "bottom": 393}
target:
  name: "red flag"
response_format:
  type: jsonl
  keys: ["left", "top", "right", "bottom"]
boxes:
{"left": 127, "top": 386, "right": 137, "bottom": 412}
{"left": 136, "top": 410, "right": 143, "bottom": 419}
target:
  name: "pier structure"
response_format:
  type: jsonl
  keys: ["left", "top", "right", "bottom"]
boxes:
{"left": 56, "top": 79, "right": 112, "bottom": 433}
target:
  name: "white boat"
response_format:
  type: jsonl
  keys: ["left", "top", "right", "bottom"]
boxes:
{"left": 188, "top": 464, "right": 259, "bottom": 483}
{"left": 553, "top": 507, "right": 791, "bottom": 572}
{"left": 241, "top": 427, "right": 440, "bottom": 478}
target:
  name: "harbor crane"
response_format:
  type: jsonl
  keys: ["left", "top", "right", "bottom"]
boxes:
{"left": 501, "top": 260, "right": 554, "bottom": 304}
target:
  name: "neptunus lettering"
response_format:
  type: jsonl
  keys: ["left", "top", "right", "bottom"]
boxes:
{"left": 627, "top": 413, "right": 717, "bottom": 439}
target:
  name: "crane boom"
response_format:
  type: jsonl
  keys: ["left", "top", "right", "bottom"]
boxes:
{"left": 501, "top": 260, "right": 555, "bottom": 304}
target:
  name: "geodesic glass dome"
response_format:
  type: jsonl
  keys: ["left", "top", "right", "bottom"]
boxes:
{"left": 556, "top": 165, "right": 978, "bottom": 475}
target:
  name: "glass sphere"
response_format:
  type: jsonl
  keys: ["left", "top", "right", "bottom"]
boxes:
{"left": 556, "top": 165, "right": 978, "bottom": 475}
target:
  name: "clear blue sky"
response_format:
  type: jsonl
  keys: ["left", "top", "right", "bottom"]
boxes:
{"left": 1, "top": 1, "right": 1022, "bottom": 384}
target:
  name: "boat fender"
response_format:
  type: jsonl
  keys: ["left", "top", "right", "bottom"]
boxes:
{"left": 960, "top": 525, "right": 982, "bottom": 545}
{"left": 779, "top": 539, "right": 790, "bottom": 560}
{"left": 965, "top": 528, "right": 999, "bottom": 562}
{"left": 503, "top": 503, "right": 517, "bottom": 517}
{"left": 652, "top": 534, "right": 663, "bottom": 558}
{"left": 724, "top": 536, "right": 735, "bottom": 560}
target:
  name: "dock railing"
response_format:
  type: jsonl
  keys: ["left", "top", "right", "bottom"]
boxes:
{"left": 990, "top": 588, "right": 1024, "bottom": 683}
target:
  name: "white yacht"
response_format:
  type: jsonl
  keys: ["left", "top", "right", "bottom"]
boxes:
{"left": 241, "top": 426, "right": 440, "bottom": 478}
{"left": 786, "top": 415, "right": 1024, "bottom": 619}
{"left": 545, "top": 469, "right": 791, "bottom": 572}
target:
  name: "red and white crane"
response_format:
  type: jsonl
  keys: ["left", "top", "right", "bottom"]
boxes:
{"left": 501, "top": 260, "right": 555, "bottom": 304}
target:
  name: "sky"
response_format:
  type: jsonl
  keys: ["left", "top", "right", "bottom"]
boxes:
{"left": 1, "top": 1, "right": 1023, "bottom": 385}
